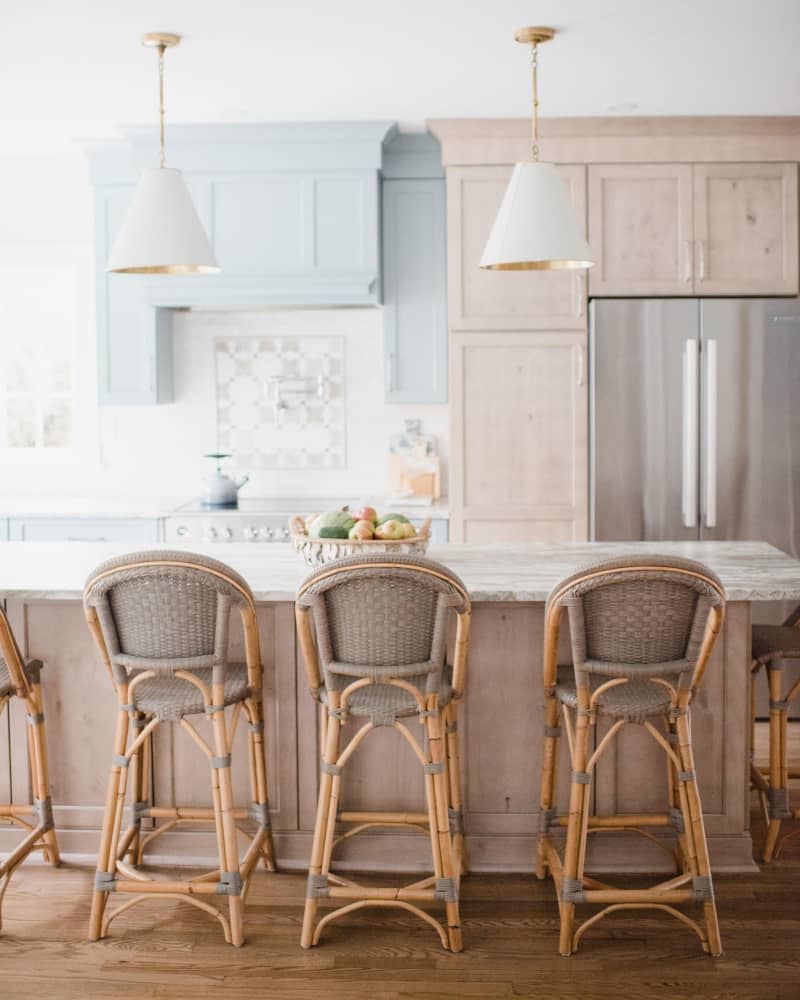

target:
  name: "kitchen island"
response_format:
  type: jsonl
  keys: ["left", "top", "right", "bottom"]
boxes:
{"left": 2, "top": 540, "right": 798, "bottom": 874}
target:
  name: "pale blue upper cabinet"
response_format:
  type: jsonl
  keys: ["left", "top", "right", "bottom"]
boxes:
{"left": 381, "top": 134, "right": 447, "bottom": 403}
{"left": 86, "top": 123, "right": 392, "bottom": 403}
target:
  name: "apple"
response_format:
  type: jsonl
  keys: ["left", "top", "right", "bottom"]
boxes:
{"left": 375, "top": 519, "right": 405, "bottom": 540}
{"left": 353, "top": 505, "right": 378, "bottom": 525}
{"left": 349, "top": 519, "right": 374, "bottom": 541}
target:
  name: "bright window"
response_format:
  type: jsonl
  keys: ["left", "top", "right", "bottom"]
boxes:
{"left": 0, "top": 268, "right": 74, "bottom": 450}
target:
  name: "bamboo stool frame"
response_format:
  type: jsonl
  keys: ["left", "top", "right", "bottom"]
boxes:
{"left": 536, "top": 562, "right": 725, "bottom": 956}
{"left": 295, "top": 560, "right": 471, "bottom": 952}
{"left": 0, "top": 605, "right": 61, "bottom": 930}
{"left": 83, "top": 556, "right": 277, "bottom": 947}
{"left": 750, "top": 604, "right": 800, "bottom": 862}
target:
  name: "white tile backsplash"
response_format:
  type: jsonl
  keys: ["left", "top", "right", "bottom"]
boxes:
{"left": 215, "top": 333, "right": 346, "bottom": 469}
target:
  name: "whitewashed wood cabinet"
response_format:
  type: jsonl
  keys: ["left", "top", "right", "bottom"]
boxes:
{"left": 589, "top": 162, "right": 799, "bottom": 296}
{"left": 446, "top": 165, "right": 588, "bottom": 330}
{"left": 448, "top": 331, "right": 588, "bottom": 543}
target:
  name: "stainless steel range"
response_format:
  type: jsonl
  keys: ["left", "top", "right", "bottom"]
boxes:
{"left": 164, "top": 498, "right": 308, "bottom": 544}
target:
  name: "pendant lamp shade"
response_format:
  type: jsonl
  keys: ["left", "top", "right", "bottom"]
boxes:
{"left": 106, "top": 167, "right": 219, "bottom": 274}
{"left": 480, "top": 162, "right": 592, "bottom": 271}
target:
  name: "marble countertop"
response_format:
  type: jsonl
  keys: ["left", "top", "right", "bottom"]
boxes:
{"left": 0, "top": 540, "right": 798, "bottom": 603}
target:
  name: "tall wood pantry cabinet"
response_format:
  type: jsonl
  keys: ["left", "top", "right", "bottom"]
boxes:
{"left": 445, "top": 164, "right": 589, "bottom": 543}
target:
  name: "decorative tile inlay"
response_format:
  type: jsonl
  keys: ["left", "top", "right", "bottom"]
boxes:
{"left": 214, "top": 336, "right": 345, "bottom": 469}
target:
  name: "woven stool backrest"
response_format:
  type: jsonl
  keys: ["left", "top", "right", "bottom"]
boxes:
{"left": 84, "top": 550, "right": 254, "bottom": 683}
{"left": 296, "top": 553, "right": 470, "bottom": 691}
{"left": 547, "top": 555, "right": 725, "bottom": 679}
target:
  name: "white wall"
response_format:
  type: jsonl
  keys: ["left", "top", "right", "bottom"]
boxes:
{"left": 0, "top": 150, "right": 447, "bottom": 502}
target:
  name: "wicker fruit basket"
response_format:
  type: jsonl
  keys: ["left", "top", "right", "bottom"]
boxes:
{"left": 289, "top": 515, "right": 432, "bottom": 566}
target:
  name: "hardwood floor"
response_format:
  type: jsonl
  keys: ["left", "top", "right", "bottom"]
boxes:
{"left": 0, "top": 725, "right": 796, "bottom": 1000}
{"left": 0, "top": 833, "right": 797, "bottom": 1000}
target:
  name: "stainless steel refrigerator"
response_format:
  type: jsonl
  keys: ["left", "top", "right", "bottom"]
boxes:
{"left": 590, "top": 297, "right": 800, "bottom": 578}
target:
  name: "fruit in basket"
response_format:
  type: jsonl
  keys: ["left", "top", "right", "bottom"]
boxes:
{"left": 349, "top": 519, "right": 375, "bottom": 540}
{"left": 401, "top": 522, "right": 417, "bottom": 539}
{"left": 375, "top": 512, "right": 410, "bottom": 527}
{"left": 375, "top": 519, "right": 406, "bottom": 540}
{"left": 318, "top": 525, "right": 350, "bottom": 539}
{"left": 313, "top": 510, "right": 355, "bottom": 536}
{"left": 352, "top": 505, "right": 378, "bottom": 525}
{"left": 304, "top": 513, "right": 321, "bottom": 534}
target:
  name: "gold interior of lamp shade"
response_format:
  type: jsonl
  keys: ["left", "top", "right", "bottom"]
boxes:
{"left": 482, "top": 259, "right": 594, "bottom": 271}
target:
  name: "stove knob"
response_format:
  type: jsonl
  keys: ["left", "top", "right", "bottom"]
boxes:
{"left": 243, "top": 525, "right": 258, "bottom": 541}
{"left": 205, "top": 526, "right": 218, "bottom": 541}
{"left": 281, "top": 527, "right": 290, "bottom": 540}
{"left": 223, "top": 526, "right": 233, "bottom": 541}
{"left": 264, "top": 527, "right": 275, "bottom": 540}
{"left": 175, "top": 524, "right": 189, "bottom": 538}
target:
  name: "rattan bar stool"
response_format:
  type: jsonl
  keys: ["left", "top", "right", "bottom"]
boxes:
{"left": 0, "top": 605, "right": 60, "bottom": 929}
{"left": 536, "top": 555, "right": 726, "bottom": 956}
{"left": 295, "top": 553, "right": 471, "bottom": 952}
{"left": 83, "top": 550, "right": 276, "bottom": 946}
{"left": 750, "top": 605, "right": 800, "bottom": 861}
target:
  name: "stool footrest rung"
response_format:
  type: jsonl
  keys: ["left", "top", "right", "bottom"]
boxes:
{"left": 581, "top": 888, "right": 695, "bottom": 904}
{"left": 555, "top": 813, "right": 677, "bottom": 829}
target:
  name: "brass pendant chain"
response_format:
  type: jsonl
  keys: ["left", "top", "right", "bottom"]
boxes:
{"left": 530, "top": 41, "right": 539, "bottom": 162}
{"left": 157, "top": 44, "right": 167, "bottom": 168}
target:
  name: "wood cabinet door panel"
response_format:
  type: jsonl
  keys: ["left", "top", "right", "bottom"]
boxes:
{"left": 449, "top": 332, "right": 588, "bottom": 543}
{"left": 588, "top": 164, "right": 694, "bottom": 295}
{"left": 448, "top": 165, "right": 587, "bottom": 330}
{"left": 693, "top": 162, "right": 799, "bottom": 295}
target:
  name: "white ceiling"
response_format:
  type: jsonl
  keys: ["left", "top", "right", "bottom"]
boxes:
{"left": 3, "top": 0, "right": 800, "bottom": 153}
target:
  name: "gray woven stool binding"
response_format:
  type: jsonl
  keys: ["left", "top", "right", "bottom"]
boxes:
{"left": 83, "top": 550, "right": 276, "bottom": 947}
{"left": 536, "top": 555, "right": 726, "bottom": 957}
{"left": 295, "top": 552, "right": 471, "bottom": 952}
{"left": 750, "top": 608, "right": 800, "bottom": 862}
{"left": 0, "top": 609, "right": 61, "bottom": 932}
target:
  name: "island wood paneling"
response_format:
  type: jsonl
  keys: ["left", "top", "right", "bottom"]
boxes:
{"left": 0, "top": 596, "right": 756, "bottom": 873}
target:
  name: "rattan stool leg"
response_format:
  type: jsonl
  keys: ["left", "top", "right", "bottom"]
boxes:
{"left": 427, "top": 703, "right": 461, "bottom": 952}
{"left": 675, "top": 711, "right": 721, "bottom": 956}
{"left": 245, "top": 695, "right": 276, "bottom": 872}
{"left": 209, "top": 701, "right": 244, "bottom": 947}
{"left": 444, "top": 702, "right": 468, "bottom": 877}
{"left": 763, "top": 665, "right": 785, "bottom": 862}
{"left": 27, "top": 682, "right": 60, "bottom": 867}
{"left": 559, "top": 706, "right": 592, "bottom": 957}
{"left": 90, "top": 707, "right": 131, "bottom": 941}
{"left": 537, "top": 694, "right": 561, "bottom": 880}
{"left": 301, "top": 700, "right": 342, "bottom": 949}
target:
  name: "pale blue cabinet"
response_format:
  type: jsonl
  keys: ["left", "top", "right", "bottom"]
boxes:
{"left": 88, "top": 122, "right": 391, "bottom": 404}
{"left": 95, "top": 186, "right": 174, "bottom": 405}
{"left": 381, "top": 178, "right": 447, "bottom": 403}
{"left": 8, "top": 518, "right": 161, "bottom": 542}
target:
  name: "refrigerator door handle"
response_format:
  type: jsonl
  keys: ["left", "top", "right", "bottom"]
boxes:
{"left": 704, "top": 338, "right": 718, "bottom": 528}
{"left": 682, "top": 339, "right": 699, "bottom": 528}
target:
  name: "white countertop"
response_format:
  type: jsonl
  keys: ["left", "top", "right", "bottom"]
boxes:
{"left": 0, "top": 540, "right": 798, "bottom": 603}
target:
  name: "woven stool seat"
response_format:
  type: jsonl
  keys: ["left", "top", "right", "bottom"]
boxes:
{"left": 555, "top": 666, "right": 680, "bottom": 724}
{"left": 327, "top": 671, "right": 453, "bottom": 723}
{"left": 130, "top": 664, "right": 251, "bottom": 721}
{"left": 751, "top": 625, "right": 800, "bottom": 664}
{"left": 0, "top": 656, "right": 42, "bottom": 698}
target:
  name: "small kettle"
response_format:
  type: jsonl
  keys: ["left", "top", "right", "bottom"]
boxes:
{"left": 201, "top": 453, "right": 249, "bottom": 508}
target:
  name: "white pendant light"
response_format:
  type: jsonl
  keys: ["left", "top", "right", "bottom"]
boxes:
{"left": 107, "top": 32, "right": 219, "bottom": 275}
{"left": 480, "top": 27, "right": 593, "bottom": 271}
